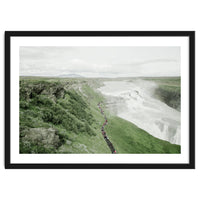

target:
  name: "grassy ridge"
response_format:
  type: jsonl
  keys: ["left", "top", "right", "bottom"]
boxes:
{"left": 19, "top": 77, "right": 181, "bottom": 154}
{"left": 105, "top": 116, "right": 180, "bottom": 153}
{"left": 144, "top": 77, "right": 181, "bottom": 111}
{"left": 20, "top": 78, "right": 110, "bottom": 153}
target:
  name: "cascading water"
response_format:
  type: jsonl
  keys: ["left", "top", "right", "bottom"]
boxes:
{"left": 98, "top": 80, "right": 180, "bottom": 145}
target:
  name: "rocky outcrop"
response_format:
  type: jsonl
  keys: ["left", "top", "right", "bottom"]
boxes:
{"left": 20, "top": 81, "right": 68, "bottom": 101}
{"left": 154, "top": 87, "right": 180, "bottom": 111}
{"left": 21, "top": 127, "right": 60, "bottom": 149}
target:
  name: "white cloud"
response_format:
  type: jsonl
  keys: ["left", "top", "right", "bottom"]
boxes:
{"left": 20, "top": 46, "right": 180, "bottom": 77}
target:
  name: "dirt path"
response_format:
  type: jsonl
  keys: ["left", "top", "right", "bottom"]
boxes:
{"left": 98, "top": 103, "right": 116, "bottom": 154}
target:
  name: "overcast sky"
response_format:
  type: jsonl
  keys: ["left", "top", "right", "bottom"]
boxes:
{"left": 20, "top": 46, "right": 180, "bottom": 77}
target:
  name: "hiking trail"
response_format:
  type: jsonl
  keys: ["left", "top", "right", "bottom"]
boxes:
{"left": 98, "top": 102, "right": 116, "bottom": 154}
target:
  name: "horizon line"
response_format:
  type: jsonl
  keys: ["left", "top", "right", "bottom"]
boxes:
{"left": 20, "top": 75, "right": 181, "bottom": 78}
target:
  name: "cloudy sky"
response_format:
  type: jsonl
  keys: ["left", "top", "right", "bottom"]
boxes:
{"left": 20, "top": 46, "right": 180, "bottom": 77}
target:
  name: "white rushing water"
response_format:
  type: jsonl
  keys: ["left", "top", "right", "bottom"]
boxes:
{"left": 98, "top": 80, "right": 180, "bottom": 145}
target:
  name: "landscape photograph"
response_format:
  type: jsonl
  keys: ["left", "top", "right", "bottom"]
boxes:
{"left": 19, "top": 46, "right": 181, "bottom": 154}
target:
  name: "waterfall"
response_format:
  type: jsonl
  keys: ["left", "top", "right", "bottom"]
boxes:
{"left": 98, "top": 80, "right": 181, "bottom": 145}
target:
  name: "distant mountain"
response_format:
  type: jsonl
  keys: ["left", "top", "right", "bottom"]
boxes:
{"left": 58, "top": 74, "right": 83, "bottom": 78}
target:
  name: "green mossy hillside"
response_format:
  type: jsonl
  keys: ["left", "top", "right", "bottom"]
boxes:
{"left": 20, "top": 78, "right": 109, "bottom": 153}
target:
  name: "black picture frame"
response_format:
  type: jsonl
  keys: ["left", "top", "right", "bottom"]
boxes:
{"left": 5, "top": 31, "right": 195, "bottom": 169}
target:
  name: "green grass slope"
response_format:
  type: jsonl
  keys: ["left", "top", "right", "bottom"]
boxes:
{"left": 104, "top": 116, "right": 180, "bottom": 153}
{"left": 19, "top": 77, "right": 180, "bottom": 154}
{"left": 20, "top": 78, "right": 110, "bottom": 154}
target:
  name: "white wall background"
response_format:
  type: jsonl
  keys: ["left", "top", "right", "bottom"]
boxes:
{"left": 0, "top": 1, "right": 199, "bottom": 200}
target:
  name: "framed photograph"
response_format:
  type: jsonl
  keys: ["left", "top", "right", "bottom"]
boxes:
{"left": 5, "top": 31, "right": 195, "bottom": 169}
